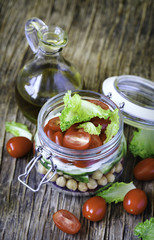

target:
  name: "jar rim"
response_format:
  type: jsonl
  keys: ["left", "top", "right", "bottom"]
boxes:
{"left": 37, "top": 90, "right": 123, "bottom": 159}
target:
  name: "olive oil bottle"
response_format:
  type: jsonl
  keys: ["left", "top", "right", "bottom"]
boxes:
{"left": 16, "top": 18, "right": 82, "bottom": 124}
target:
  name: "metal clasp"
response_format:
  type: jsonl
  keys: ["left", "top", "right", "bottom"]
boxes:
{"left": 18, "top": 147, "right": 57, "bottom": 192}
{"left": 119, "top": 102, "right": 125, "bottom": 109}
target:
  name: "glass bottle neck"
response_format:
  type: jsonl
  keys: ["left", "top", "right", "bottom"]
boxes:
{"left": 36, "top": 46, "right": 63, "bottom": 58}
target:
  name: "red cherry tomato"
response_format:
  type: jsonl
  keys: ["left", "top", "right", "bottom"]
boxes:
{"left": 53, "top": 209, "right": 81, "bottom": 234}
{"left": 63, "top": 127, "right": 91, "bottom": 150}
{"left": 88, "top": 135, "right": 102, "bottom": 149}
{"left": 100, "top": 130, "right": 106, "bottom": 143}
{"left": 6, "top": 136, "right": 32, "bottom": 158}
{"left": 44, "top": 124, "right": 54, "bottom": 141}
{"left": 91, "top": 117, "right": 110, "bottom": 130}
{"left": 48, "top": 116, "right": 61, "bottom": 131}
{"left": 133, "top": 158, "right": 154, "bottom": 181}
{"left": 53, "top": 131, "right": 63, "bottom": 146}
{"left": 82, "top": 196, "right": 106, "bottom": 221}
{"left": 123, "top": 189, "right": 147, "bottom": 215}
{"left": 74, "top": 159, "right": 98, "bottom": 168}
{"left": 88, "top": 100, "right": 109, "bottom": 110}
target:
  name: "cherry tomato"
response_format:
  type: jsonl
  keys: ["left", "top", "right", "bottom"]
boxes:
{"left": 100, "top": 130, "right": 106, "bottom": 143}
{"left": 123, "top": 189, "right": 147, "bottom": 215}
{"left": 91, "top": 117, "right": 110, "bottom": 130}
{"left": 44, "top": 124, "right": 54, "bottom": 141}
{"left": 63, "top": 127, "right": 91, "bottom": 150}
{"left": 74, "top": 159, "right": 98, "bottom": 168}
{"left": 53, "top": 209, "right": 81, "bottom": 234}
{"left": 88, "top": 135, "right": 102, "bottom": 149}
{"left": 133, "top": 158, "right": 154, "bottom": 181}
{"left": 6, "top": 136, "right": 32, "bottom": 158}
{"left": 82, "top": 196, "right": 106, "bottom": 221}
{"left": 88, "top": 100, "right": 109, "bottom": 110}
{"left": 53, "top": 131, "right": 63, "bottom": 146}
{"left": 48, "top": 117, "right": 61, "bottom": 131}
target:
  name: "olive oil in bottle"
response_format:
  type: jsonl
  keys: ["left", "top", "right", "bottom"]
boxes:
{"left": 16, "top": 18, "right": 82, "bottom": 123}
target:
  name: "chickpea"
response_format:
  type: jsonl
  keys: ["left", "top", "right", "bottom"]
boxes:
{"left": 78, "top": 182, "right": 88, "bottom": 192}
{"left": 91, "top": 170, "right": 103, "bottom": 180}
{"left": 37, "top": 162, "right": 47, "bottom": 175}
{"left": 105, "top": 173, "right": 115, "bottom": 183}
{"left": 57, "top": 171, "right": 63, "bottom": 175}
{"left": 64, "top": 174, "right": 72, "bottom": 179}
{"left": 46, "top": 171, "right": 58, "bottom": 182}
{"left": 115, "top": 162, "right": 123, "bottom": 173}
{"left": 66, "top": 179, "right": 77, "bottom": 191}
{"left": 56, "top": 176, "right": 66, "bottom": 187}
{"left": 110, "top": 166, "right": 116, "bottom": 173}
{"left": 97, "top": 176, "right": 108, "bottom": 186}
{"left": 87, "top": 178, "right": 98, "bottom": 190}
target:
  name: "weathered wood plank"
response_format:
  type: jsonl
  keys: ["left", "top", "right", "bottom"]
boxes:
{"left": 0, "top": 0, "right": 153, "bottom": 239}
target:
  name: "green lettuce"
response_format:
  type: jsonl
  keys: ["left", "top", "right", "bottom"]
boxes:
{"left": 60, "top": 91, "right": 120, "bottom": 143}
{"left": 134, "top": 218, "right": 154, "bottom": 240}
{"left": 77, "top": 122, "right": 102, "bottom": 135}
{"left": 96, "top": 182, "right": 136, "bottom": 203}
{"left": 60, "top": 91, "right": 111, "bottom": 132}
{"left": 5, "top": 122, "right": 32, "bottom": 140}
{"left": 129, "top": 128, "right": 154, "bottom": 158}
{"left": 104, "top": 108, "right": 119, "bottom": 143}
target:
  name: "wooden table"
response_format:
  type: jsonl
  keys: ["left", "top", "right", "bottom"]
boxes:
{"left": 0, "top": 0, "right": 153, "bottom": 239}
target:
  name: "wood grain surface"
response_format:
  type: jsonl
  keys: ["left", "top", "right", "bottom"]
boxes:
{"left": 0, "top": 0, "right": 153, "bottom": 239}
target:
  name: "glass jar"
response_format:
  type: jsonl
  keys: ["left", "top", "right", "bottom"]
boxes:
{"left": 18, "top": 90, "right": 126, "bottom": 196}
{"left": 15, "top": 18, "right": 82, "bottom": 124}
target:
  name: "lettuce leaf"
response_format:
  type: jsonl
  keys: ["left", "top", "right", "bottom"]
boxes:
{"left": 5, "top": 122, "right": 32, "bottom": 140}
{"left": 96, "top": 182, "right": 136, "bottom": 203}
{"left": 134, "top": 218, "right": 154, "bottom": 240}
{"left": 77, "top": 122, "right": 102, "bottom": 135}
{"left": 104, "top": 108, "right": 119, "bottom": 143}
{"left": 60, "top": 91, "right": 116, "bottom": 132}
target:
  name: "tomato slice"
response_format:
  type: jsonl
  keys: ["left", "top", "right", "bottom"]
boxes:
{"left": 53, "top": 209, "right": 81, "bottom": 234}
{"left": 48, "top": 116, "right": 61, "bottom": 131}
{"left": 74, "top": 159, "right": 96, "bottom": 168}
{"left": 91, "top": 117, "right": 110, "bottom": 130}
{"left": 63, "top": 127, "right": 91, "bottom": 150}
{"left": 53, "top": 131, "right": 63, "bottom": 146}
{"left": 44, "top": 124, "right": 54, "bottom": 141}
{"left": 88, "top": 135, "right": 102, "bottom": 149}
{"left": 100, "top": 130, "right": 106, "bottom": 144}
{"left": 88, "top": 99, "right": 109, "bottom": 110}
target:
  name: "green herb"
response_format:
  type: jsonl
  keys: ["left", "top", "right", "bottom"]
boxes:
{"left": 96, "top": 182, "right": 136, "bottom": 203}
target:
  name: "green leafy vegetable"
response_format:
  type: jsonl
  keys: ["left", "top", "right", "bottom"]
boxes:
{"left": 96, "top": 182, "right": 136, "bottom": 203}
{"left": 5, "top": 122, "right": 32, "bottom": 140}
{"left": 104, "top": 108, "right": 119, "bottom": 143}
{"left": 134, "top": 218, "right": 154, "bottom": 240}
{"left": 129, "top": 128, "right": 154, "bottom": 158}
{"left": 60, "top": 91, "right": 120, "bottom": 144}
{"left": 77, "top": 122, "right": 102, "bottom": 135}
{"left": 60, "top": 91, "right": 111, "bottom": 132}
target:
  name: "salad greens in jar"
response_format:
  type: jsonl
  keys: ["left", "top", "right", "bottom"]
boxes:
{"left": 35, "top": 90, "right": 126, "bottom": 195}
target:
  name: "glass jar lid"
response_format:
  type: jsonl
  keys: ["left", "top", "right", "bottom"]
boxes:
{"left": 102, "top": 75, "right": 154, "bottom": 130}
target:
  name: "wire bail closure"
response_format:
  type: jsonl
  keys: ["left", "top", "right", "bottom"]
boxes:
{"left": 18, "top": 146, "right": 57, "bottom": 192}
